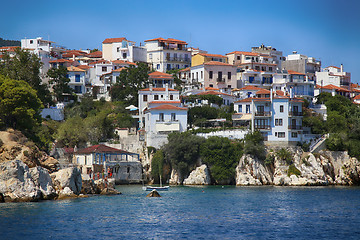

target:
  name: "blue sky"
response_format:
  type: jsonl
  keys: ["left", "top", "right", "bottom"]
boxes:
{"left": 1, "top": 0, "right": 360, "bottom": 82}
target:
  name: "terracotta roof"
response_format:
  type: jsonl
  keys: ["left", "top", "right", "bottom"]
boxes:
{"left": 77, "top": 65, "right": 92, "bottom": 70}
{"left": 89, "top": 60, "right": 111, "bottom": 65}
{"left": 87, "top": 51, "right": 102, "bottom": 58}
{"left": 112, "top": 60, "right": 137, "bottom": 65}
{"left": 149, "top": 71, "right": 173, "bottom": 79}
{"left": 204, "top": 61, "right": 233, "bottom": 66}
{"left": 67, "top": 66, "right": 86, "bottom": 72}
{"left": 238, "top": 62, "right": 277, "bottom": 66}
{"left": 288, "top": 70, "right": 305, "bottom": 75}
{"left": 49, "top": 59, "right": 72, "bottom": 63}
{"left": 62, "top": 52, "right": 87, "bottom": 58}
{"left": 113, "top": 67, "right": 127, "bottom": 72}
{"left": 149, "top": 104, "right": 187, "bottom": 111}
{"left": 327, "top": 66, "right": 340, "bottom": 69}
{"left": 256, "top": 89, "right": 271, "bottom": 95}
{"left": 226, "top": 51, "right": 259, "bottom": 56}
{"left": 205, "top": 87, "right": 220, "bottom": 90}
{"left": 0, "top": 46, "right": 19, "bottom": 52}
{"left": 148, "top": 101, "right": 181, "bottom": 104}
{"left": 103, "top": 37, "right": 127, "bottom": 44}
{"left": 196, "top": 91, "right": 233, "bottom": 97}
{"left": 144, "top": 37, "right": 187, "bottom": 44}
{"left": 179, "top": 67, "right": 190, "bottom": 72}
{"left": 198, "top": 53, "right": 227, "bottom": 58}
{"left": 320, "top": 84, "right": 350, "bottom": 92}
{"left": 139, "top": 87, "right": 177, "bottom": 92}
{"left": 275, "top": 90, "right": 285, "bottom": 96}
{"left": 233, "top": 86, "right": 263, "bottom": 91}
{"left": 76, "top": 144, "right": 131, "bottom": 154}
{"left": 353, "top": 95, "right": 360, "bottom": 100}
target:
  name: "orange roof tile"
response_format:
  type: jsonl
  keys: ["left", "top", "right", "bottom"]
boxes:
{"left": 149, "top": 104, "right": 187, "bottom": 111}
{"left": 139, "top": 87, "right": 177, "bottom": 92}
{"left": 179, "top": 67, "right": 190, "bottom": 72}
{"left": 234, "top": 86, "right": 264, "bottom": 91}
{"left": 149, "top": 71, "right": 173, "bottom": 79}
{"left": 77, "top": 65, "right": 92, "bottom": 70}
{"left": 353, "top": 95, "right": 360, "bottom": 100}
{"left": 196, "top": 91, "right": 233, "bottom": 97}
{"left": 256, "top": 89, "right": 271, "bottom": 95}
{"left": 288, "top": 70, "right": 305, "bottom": 75}
{"left": 49, "top": 59, "right": 72, "bottom": 63}
{"left": 238, "top": 62, "right": 277, "bottom": 66}
{"left": 89, "top": 60, "right": 111, "bottom": 65}
{"left": 111, "top": 60, "right": 137, "bottom": 65}
{"left": 226, "top": 51, "right": 259, "bottom": 56}
{"left": 113, "top": 67, "right": 127, "bottom": 72}
{"left": 148, "top": 101, "right": 181, "bottom": 104}
{"left": 67, "top": 66, "right": 86, "bottom": 72}
{"left": 0, "top": 46, "right": 19, "bottom": 52}
{"left": 205, "top": 87, "right": 220, "bottom": 91}
{"left": 327, "top": 66, "right": 340, "bottom": 69}
{"left": 102, "top": 38, "right": 127, "bottom": 44}
{"left": 204, "top": 61, "right": 233, "bottom": 66}
{"left": 198, "top": 53, "right": 227, "bottom": 58}
{"left": 87, "top": 51, "right": 102, "bottom": 58}
{"left": 144, "top": 37, "right": 187, "bottom": 45}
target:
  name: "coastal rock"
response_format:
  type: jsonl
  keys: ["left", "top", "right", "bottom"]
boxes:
{"left": 29, "top": 166, "right": 57, "bottom": 200}
{"left": 169, "top": 168, "right": 181, "bottom": 185}
{"left": 0, "top": 160, "right": 41, "bottom": 202}
{"left": 183, "top": 164, "right": 211, "bottom": 185}
{"left": 51, "top": 167, "right": 82, "bottom": 195}
{"left": 81, "top": 180, "right": 99, "bottom": 194}
{"left": 236, "top": 154, "right": 273, "bottom": 186}
{"left": 100, "top": 188, "right": 121, "bottom": 195}
{"left": 146, "top": 190, "right": 161, "bottom": 197}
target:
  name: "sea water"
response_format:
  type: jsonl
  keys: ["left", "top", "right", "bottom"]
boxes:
{"left": 1, "top": 185, "right": 360, "bottom": 239}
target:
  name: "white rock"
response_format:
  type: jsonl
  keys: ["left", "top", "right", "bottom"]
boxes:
{"left": 235, "top": 155, "right": 272, "bottom": 186}
{"left": 51, "top": 167, "right": 82, "bottom": 195}
{"left": 29, "top": 166, "right": 56, "bottom": 199}
{"left": 169, "top": 168, "right": 181, "bottom": 185}
{"left": 183, "top": 164, "right": 211, "bottom": 185}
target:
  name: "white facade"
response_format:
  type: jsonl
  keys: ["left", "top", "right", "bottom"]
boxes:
{"left": 102, "top": 37, "right": 147, "bottom": 62}
{"left": 67, "top": 66, "right": 90, "bottom": 96}
{"left": 315, "top": 65, "right": 351, "bottom": 90}
{"left": 145, "top": 38, "right": 191, "bottom": 72}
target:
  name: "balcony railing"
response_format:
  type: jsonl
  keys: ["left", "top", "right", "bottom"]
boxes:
{"left": 245, "top": 79, "right": 262, "bottom": 84}
{"left": 255, "top": 125, "right": 271, "bottom": 130}
{"left": 255, "top": 111, "right": 271, "bottom": 117}
{"left": 289, "top": 111, "right": 302, "bottom": 116}
{"left": 156, "top": 119, "right": 179, "bottom": 123}
{"left": 288, "top": 125, "right": 302, "bottom": 130}
{"left": 165, "top": 57, "right": 190, "bottom": 63}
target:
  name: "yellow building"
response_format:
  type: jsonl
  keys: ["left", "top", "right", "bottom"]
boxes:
{"left": 191, "top": 53, "right": 228, "bottom": 67}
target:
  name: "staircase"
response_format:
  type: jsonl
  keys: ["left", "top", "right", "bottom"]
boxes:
{"left": 309, "top": 134, "right": 329, "bottom": 153}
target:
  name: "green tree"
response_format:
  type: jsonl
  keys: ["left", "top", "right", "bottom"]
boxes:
{"left": 110, "top": 62, "right": 149, "bottom": 105}
{"left": 166, "top": 69, "right": 183, "bottom": 91}
{"left": 200, "top": 137, "right": 243, "bottom": 184}
{"left": 56, "top": 116, "right": 88, "bottom": 147}
{"left": 243, "top": 131, "right": 266, "bottom": 160}
{"left": 47, "top": 66, "right": 73, "bottom": 102}
{"left": 151, "top": 150, "right": 165, "bottom": 183}
{"left": 0, "top": 48, "right": 52, "bottom": 105}
{"left": 188, "top": 106, "right": 219, "bottom": 127}
{"left": 0, "top": 75, "right": 43, "bottom": 131}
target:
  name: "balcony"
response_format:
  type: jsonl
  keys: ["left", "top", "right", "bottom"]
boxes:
{"left": 255, "top": 125, "right": 271, "bottom": 130}
{"left": 165, "top": 57, "right": 190, "bottom": 63}
{"left": 255, "top": 111, "right": 271, "bottom": 117}
{"left": 289, "top": 111, "right": 302, "bottom": 116}
{"left": 156, "top": 121, "right": 180, "bottom": 132}
{"left": 244, "top": 79, "right": 262, "bottom": 85}
{"left": 288, "top": 125, "right": 302, "bottom": 130}
{"left": 340, "top": 81, "right": 350, "bottom": 86}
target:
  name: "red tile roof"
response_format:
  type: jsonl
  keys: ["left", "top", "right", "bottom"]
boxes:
{"left": 288, "top": 70, "right": 305, "bottom": 75}
{"left": 148, "top": 101, "right": 181, "bottom": 104}
{"left": 353, "top": 95, "right": 360, "bottom": 100}
{"left": 102, "top": 37, "right": 127, "bottom": 44}
{"left": 67, "top": 66, "right": 86, "bottom": 72}
{"left": 49, "top": 59, "right": 73, "bottom": 63}
{"left": 205, "top": 87, "right": 220, "bottom": 90}
{"left": 204, "top": 61, "right": 233, "bottom": 66}
{"left": 197, "top": 91, "right": 233, "bottom": 97}
{"left": 226, "top": 51, "right": 259, "bottom": 56}
{"left": 149, "top": 104, "right": 187, "bottom": 111}
{"left": 77, "top": 65, "right": 92, "bottom": 70}
{"left": 0, "top": 46, "right": 19, "bottom": 52}
{"left": 87, "top": 51, "right": 102, "bottom": 58}
{"left": 256, "top": 89, "right": 271, "bottom": 95}
{"left": 238, "top": 62, "right": 277, "bottom": 66}
{"left": 198, "top": 53, "right": 227, "bottom": 58}
{"left": 233, "top": 86, "right": 263, "bottom": 91}
{"left": 179, "top": 67, "right": 190, "bottom": 72}
{"left": 144, "top": 37, "right": 187, "bottom": 45}
{"left": 149, "top": 71, "right": 173, "bottom": 79}
{"left": 327, "top": 66, "right": 340, "bottom": 69}
{"left": 139, "top": 87, "right": 177, "bottom": 92}
{"left": 89, "top": 60, "right": 111, "bottom": 65}
{"left": 320, "top": 84, "right": 350, "bottom": 92}
{"left": 76, "top": 144, "right": 131, "bottom": 154}
{"left": 112, "top": 60, "right": 137, "bottom": 65}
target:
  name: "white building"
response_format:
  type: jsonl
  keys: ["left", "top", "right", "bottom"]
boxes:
{"left": 233, "top": 92, "right": 304, "bottom": 145}
{"left": 102, "top": 37, "right": 147, "bottom": 62}
{"left": 145, "top": 37, "right": 191, "bottom": 72}
{"left": 315, "top": 65, "right": 351, "bottom": 90}
{"left": 251, "top": 44, "right": 284, "bottom": 69}
{"left": 148, "top": 71, "right": 175, "bottom": 89}
{"left": 66, "top": 66, "right": 91, "bottom": 96}
{"left": 282, "top": 52, "right": 321, "bottom": 81}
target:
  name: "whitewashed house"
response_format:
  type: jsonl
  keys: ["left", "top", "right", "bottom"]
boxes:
{"left": 66, "top": 66, "right": 90, "bottom": 96}
{"left": 102, "top": 37, "right": 147, "bottom": 62}
{"left": 315, "top": 65, "right": 351, "bottom": 90}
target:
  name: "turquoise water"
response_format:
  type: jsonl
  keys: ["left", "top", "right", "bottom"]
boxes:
{"left": 1, "top": 185, "right": 360, "bottom": 239}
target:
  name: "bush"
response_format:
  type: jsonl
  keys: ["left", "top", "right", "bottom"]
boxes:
{"left": 264, "top": 154, "right": 275, "bottom": 165}
{"left": 244, "top": 131, "right": 266, "bottom": 160}
{"left": 276, "top": 148, "right": 293, "bottom": 165}
{"left": 288, "top": 164, "right": 301, "bottom": 177}
{"left": 151, "top": 150, "right": 164, "bottom": 184}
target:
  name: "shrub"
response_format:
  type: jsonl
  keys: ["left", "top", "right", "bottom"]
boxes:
{"left": 151, "top": 150, "right": 164, "bottom": 183}
{"left": 244, "top": 131, "right": 266, "bottom": 160}
{"left": 301, "top": 156, "right": 311, "bottom": 166}
{"left": 264, "top": 154, "right": 275, "bottom": 165}
{"left": 276, "top": 148, "right": 293, "bottom": 165}
{"left": 288, "top": 164, "right": 301, "bottom": 177}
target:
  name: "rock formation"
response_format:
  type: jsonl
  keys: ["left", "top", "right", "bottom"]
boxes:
{"left": 0, "top": 160, "right": 57, "bottom": 202}
{"left": 183, "top": 164, "right": 211, "bottom": 185}
{"left": 169, "top": 168, "right": 181, "bottom": 185}
{"left": 235, "top": 148, "right": 360, "bottom": 186}
{"left": 146, "top": 190, "right": 161, "bottom": 197}
{"left": 50, "top": 167, "right": 82, "bottom": 197}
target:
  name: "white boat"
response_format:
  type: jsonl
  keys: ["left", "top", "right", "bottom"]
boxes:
{"left": 143, "top": 175, "right": 169, "bottom": 191}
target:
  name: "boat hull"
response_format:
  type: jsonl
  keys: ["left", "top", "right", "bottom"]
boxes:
{"left": 143, "top": 186, "right": 170, "bottom": 191}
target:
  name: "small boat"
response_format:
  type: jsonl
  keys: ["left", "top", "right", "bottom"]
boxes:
{"left": 143, "top": 175, "right": 169, "bottom": 191}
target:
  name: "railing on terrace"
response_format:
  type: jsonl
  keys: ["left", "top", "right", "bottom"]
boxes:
{"left": 245, "top": 79, "right": 262, "bottom": 84}
{"left": 255, "top": 125, "right": 271, "bottom": 130}
{"left": 156, "top": 120, "right": 179, "bottom": 123}
{"left": 288, "top": 125, "right": 302, "bottom": 130}
{"left": 165, "top": 57, "right": 190, "bottom": 63}
{"left": 289, "top": 111, "right": 302, "bottom": 116}
{"left": 255, "top": 111, "right": 271, "bottom": 117}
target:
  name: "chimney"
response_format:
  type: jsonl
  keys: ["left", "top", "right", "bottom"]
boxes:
{"left": 340, "top": 64, "right": 343, "bottom": 72}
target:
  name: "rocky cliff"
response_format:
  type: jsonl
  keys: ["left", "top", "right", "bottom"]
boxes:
{"left": 236, "top": 148, "right": 360, "bottom": 186}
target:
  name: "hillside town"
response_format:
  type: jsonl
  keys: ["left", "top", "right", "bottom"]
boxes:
{"left": 0, "top": 36, "right": 359, "bottom": 185}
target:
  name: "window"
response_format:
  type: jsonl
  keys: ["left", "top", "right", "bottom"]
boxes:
{"left": 238, "top": 105, "right": 242, "bottom": 113}
{"left": 261, "top": 66, "right": 266, "bottom": 71}
{"left": 196, "top": 72, "right": 198, "bottom": 80}
{"left": 269, "top": 67, "right": 273, "bottom": 72}
{"left": 66, "top": 74, "right": 69, "bottom": 79}
{"left": 30, "top": 40, "right": 33, "bottom": 44}
{"left": 159, "top": 113, "right": 164, "bottom": 122}
{"left": 278, "top": 132, "right": 285, "bottom": 138}
{"left": 257, "top": 105, "right": 264, "bottom": 114}
{"left": 246, "top": 104, "right": 251, "bottom": 113}
{"left": 283, "top": 75, "right": 287, "bottom": 79}
{"left": 255, "top": 66, "right": 260, "bottom": 71}
{"left": 75, "top": 75, "right": 80, "bottom": 82}
{"left": 117, "top": 47, "right": 120, "bottom": 52}
{"left": 170, "top": 95, "right": 173, "bottom": 100}
{"left": 154, "top": 95, "right": 159, "bottom": 100}
{"left": 149, "top": 53, "right": 152, "bottom": 59}
{"left": 209, "top": 71, "right": 213, "bottom": 79}
{"left": 218, "top": 71, "right": 222, "bottom": 80}
{"left": 228, "top": 72, "right": 231, "bottom": 80}
{"left": 171, "top": 113, "right": 176, "bottom": 121}
{"left": 167, "top": 64, "right": 171, "bottom": 70}
{"left": 201, "top": 71, "right": 203, "bottom": 79}
{"left": 122, "top": 53, "right": 127, "bottom": 59}
{"left": 237, "top": 56, "right": 240, "bottom": 60}
{"left": 127, "top": 167, "right": 130, "bottom": 173}
{"left": 143, "top": 95, "right": 148, "bottom": 102}
{"left": 102, "top": 66, "right": 107, "bottom": 72}
{"left": 157, "top": 64, "right": 160, "bottom": 70}
{"left": 280, "top": 105, "right": 284, "bottom": 112}
{"left": 176, "top": 64, "right": 179, "bottom": 69}
{"left": 74, "top": 86, "right": 82, "bottom": 94}
{"left": 209, "top": 84, "right": 213, "bottom": 87}
{"left": 249, "top": 76, "right": 254, "bottom": 83}
{"left": 275, "top": 119, "right": 283, "bottom": 126}
{"left": 291, "top": 132, "right": 298, "bottom": 138}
